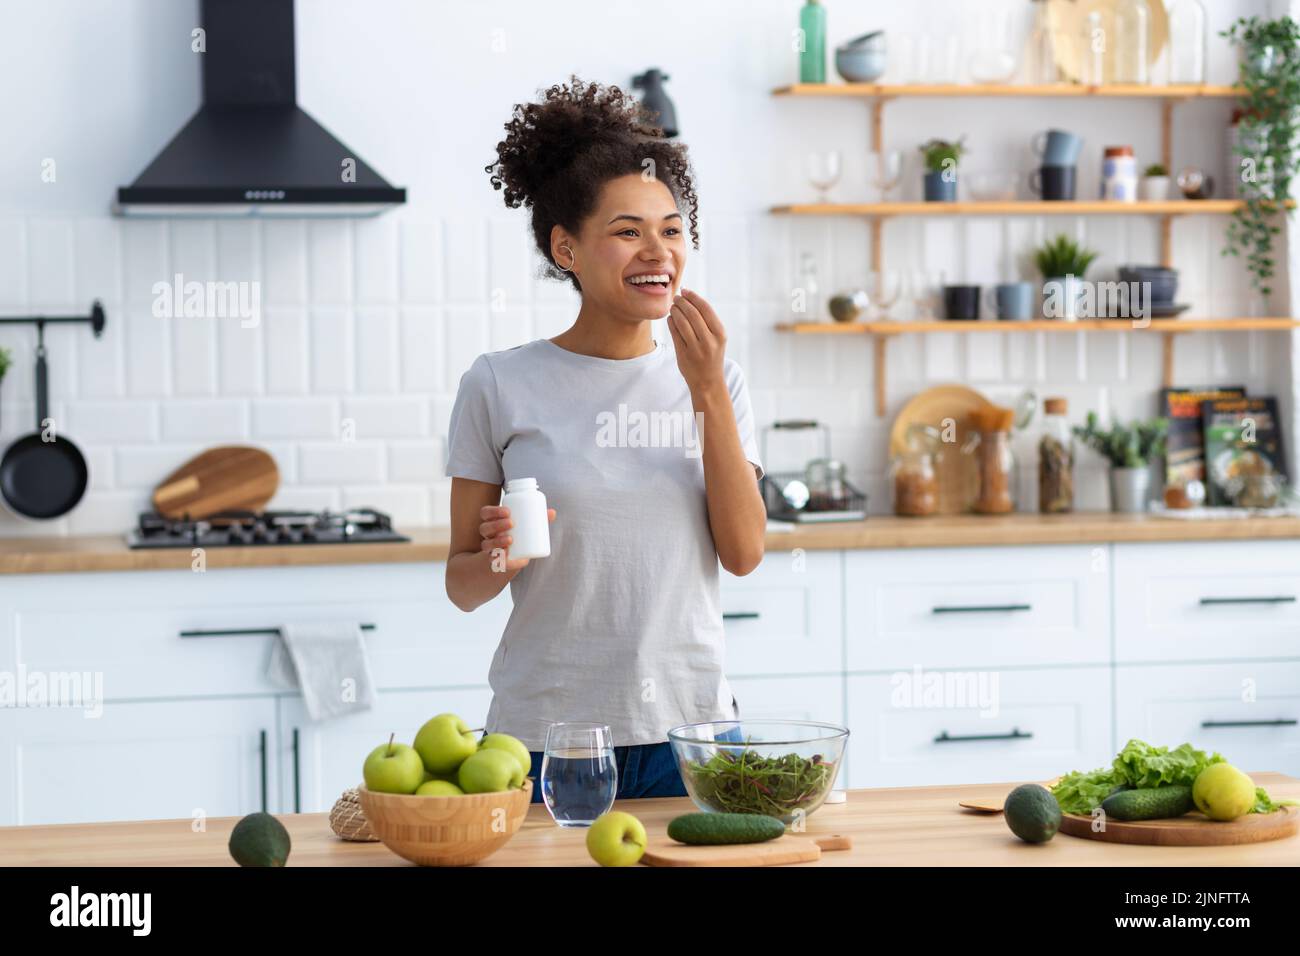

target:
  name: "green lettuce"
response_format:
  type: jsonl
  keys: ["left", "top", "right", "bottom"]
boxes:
{"left": 1051, "top": 767, "right": 1120, "bottom": 815}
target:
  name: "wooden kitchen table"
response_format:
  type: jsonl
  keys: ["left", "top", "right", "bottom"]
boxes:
{"left": 3, "top": 773, "right": 1298, "bottom": 866}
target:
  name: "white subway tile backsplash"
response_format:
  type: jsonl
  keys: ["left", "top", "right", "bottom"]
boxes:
{"left": 443, "top": 217, "right": 487, "bottom": 302}
{"left": 252, "top": 398, "right": 340, "bottom": 439}
{"left": 341, "top": 397, "right": 426, "bottom": 439}
{"left": 266, "top": 485, "right": 341, "bottom": 512}
{"left": 389, "top": 439, "right": 443, "bottom": 482}
{"left": 171, "top": 316, "right": 218, "bottom": 395}
{"left": 298, "top": 442, "right": 386, "bottom": 483}
{"left": 263, "top": 306, "right": 309, "bottom": 394}
{"left": 488, "top": 307, "right": 531, "bottom": 353}
{"left": 68, "top": 401, "right": 158, "bottom": 442}
{"left": 115, "top": 444, "right": 205, "bottom": 488}
{"left": 262, "top": 220, "right": 307, "bottom": 305}
{"left": 355, "top": 305, "right": 399, "bottom": 393}
{"left": 399, "top": 306, "right": 441, "bottom": 392}
{"left": 309, "top": 307, "right": 354, "bottom": 393}
{"left": 125, "top": 308, "right": 171, "bottom": 396}
{"left": 0, "top": 219, "right": 28, "bottom": 308}
{"left": 444, "top": 305, "right": 489, "bottom": 385}
{"left": 27, "top": 219, "right": 75, "bottom": 307}
{"left": 218, "top": 315, "right": 264, "bottom": 395}
{"left": 488, "top": 218, "right": 532, "bottom": 310}
{"left": 75, "top": 219, "right": 122, "bottom": 305}
{"left": 354, "top": 218, "right": 399, "bottom": 303}
{"left": 341, "top": 485, "right": 430, "bottom": 525}
{"left": 399, "top": 220, "right": 441, "bottom": 303}
{"left": 160, "top": 400, "right": 247, "bottom": 441}
{"left": 66, "top": 491, "right": 145, "bottom": 535}
{"left": 122, "top": 220, "right": 168, "bottom": 303}
{"left": 307, "top": 220, "right": 353, "bottom": 304}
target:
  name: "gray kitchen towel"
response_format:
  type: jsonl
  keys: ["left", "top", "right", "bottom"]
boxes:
{"left": 266, "top": 622, "right": 376, "bottom": 721}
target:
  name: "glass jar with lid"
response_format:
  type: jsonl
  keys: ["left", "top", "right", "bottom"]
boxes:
{"left": 1037, "top": 397, "right": 1075, "bottom": 513}
{"left": 965, "top": 405, "right": 1018, "bottom": 514}
{"left": 1113, "top": 0, "right": 1151, "bottom": 85}
{"left": 891, "top": 424, "right": 940, "bottom": 516}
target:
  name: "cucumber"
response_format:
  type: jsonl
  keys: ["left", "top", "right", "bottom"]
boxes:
{"left": 667, "top": 812, "right": 785, "bottom": 845}
{"left": 1100, "top": 784, "right": 1194, "bottom": 821}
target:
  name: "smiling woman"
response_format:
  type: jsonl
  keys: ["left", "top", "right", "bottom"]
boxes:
{"left": 443, "top": 76, "right": 768, "bottom": 808}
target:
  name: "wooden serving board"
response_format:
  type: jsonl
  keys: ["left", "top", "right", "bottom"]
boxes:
{"left": 1058, "top": 806, "right": 1299, "bottom": 847}
{"left": 152, "top": 446, "right": 280, "bottom": 519}
{"left": 640, "top": 833, "right": 852, "bottom": 867}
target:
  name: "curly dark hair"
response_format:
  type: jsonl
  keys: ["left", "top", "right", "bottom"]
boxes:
{"left": 485, "top": 76, "right": 700, "bottom": 292}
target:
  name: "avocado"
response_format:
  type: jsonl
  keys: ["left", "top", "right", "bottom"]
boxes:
{"left": 229, "top": 812, "right": 291, "bottom": 867}
{"left": 1100, "top": 784, "right": 1194, "bottom": 821}
{"left": 1003, "top": 784, "right": 1062, "bottom": 843}
{"left": 667, "top": 812, "right": 785, "bottom": 845}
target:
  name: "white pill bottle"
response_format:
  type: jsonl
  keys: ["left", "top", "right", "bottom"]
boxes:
{"left": 500, "top": 477, "right": 550, "bottom": 560}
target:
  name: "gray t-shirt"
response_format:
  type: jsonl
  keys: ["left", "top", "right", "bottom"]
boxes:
{"left": 445, "top": 337, "right": 763, "bottom": 750}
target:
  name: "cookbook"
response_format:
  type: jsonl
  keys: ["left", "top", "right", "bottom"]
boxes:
{"left": 1161, "top": 386, "right": 1245, "bottom": 487}
{"left": 1200, "top": 396, "right": 1287, "bottom": 506}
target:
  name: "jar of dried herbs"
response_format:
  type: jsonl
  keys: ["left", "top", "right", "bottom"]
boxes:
{"left": 1038, "top": 396, "right": 1074, "bottom": 513}
{"left": 966, "top": 406, "right": 1017, "bottom": 514}
{"left": 891, "top": 424, "right": 940, "bottom": 516}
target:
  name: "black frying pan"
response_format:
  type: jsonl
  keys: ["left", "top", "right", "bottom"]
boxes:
{"left": 0, "top": 331, "right": 88, "bottom": 518}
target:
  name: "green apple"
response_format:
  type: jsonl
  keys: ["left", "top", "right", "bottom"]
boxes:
{"left": 586, "top": 811, "right": 646, "bottom": 867}
{"left": 413, "top": 713, "right": 478, "bottom": 775}
{"left": 458, "top": 748, "right": 524, "bottom": 794}
{"left": 362, "top": 734, "right": 424, "bottom": 795}
{"left": 478, "top": 733, "right": 532, "bottom": 780}
{"left": 416, "top": 779, "right": 465, "bottom": 797}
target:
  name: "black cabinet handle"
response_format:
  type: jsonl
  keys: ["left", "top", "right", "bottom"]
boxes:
{"left": 934, "top": 727, "right": 1033, "bottom": 743}
{"left": 932, "top": 604, "right": 1031, "bottom": 615}
{"left": 292, "top": 728, "right": 301, "bottom": 814}
{"left": 1198, "top": 596, "right": 1296, "bottom": 606}
{"left": 258, "top": 729, "right": 268, "bottom": 813}
{"left": 723, "top": 612, "right": 761, "bottom": 621}
{"left": 1201, "top": 719, "right": 1298, "bottom": 728}
{"left": 180, "top": 624, "right": 376, "bottom": 638}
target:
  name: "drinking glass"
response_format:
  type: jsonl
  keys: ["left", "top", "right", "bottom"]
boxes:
{"left": 540, "top": 721, "right": 617, "bottom": 828}
{"left": 870, "top": 149, "right": 903, "bottom": 200}
{"left": 868, "top": 270, "right": 902, "bottom": 320}
{"left": 806, "top": 150, "right": 842, "bottom": 203}
{"left": 908, "top": 270, "right": 943, "bottom": 321}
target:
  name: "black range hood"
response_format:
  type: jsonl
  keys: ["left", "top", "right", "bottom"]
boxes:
{"left": 116, "top": 0, "right": 405, "bottom": 217}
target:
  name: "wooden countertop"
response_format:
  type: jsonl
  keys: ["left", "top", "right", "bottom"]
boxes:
{"left": 1, "top": 512, "right": 1299, "bottom": 575}
{"left": 3, "top": 773, "right": 1296, "bottom": 866}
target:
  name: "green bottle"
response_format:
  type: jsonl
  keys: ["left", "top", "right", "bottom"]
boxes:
{"left": 799, "top": 0, "right": 826, "bottom": 84}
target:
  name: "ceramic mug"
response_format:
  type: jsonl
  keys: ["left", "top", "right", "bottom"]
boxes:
{"left": 943, "top": 284, "right": 980, "bottom": 320}
{"left": 988, "top": 282, "right": 1036, "bottom": 321}
{"left": 1029, "top": 165, "right": 1076, "bottom": 201}
{"left": 1031, "top": 129, "right": 1082, "bottom": 166}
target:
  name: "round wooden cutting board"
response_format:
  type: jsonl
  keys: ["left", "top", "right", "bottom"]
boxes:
{"left": 1058, "top": 806, "right": 1299, "bottom": 847}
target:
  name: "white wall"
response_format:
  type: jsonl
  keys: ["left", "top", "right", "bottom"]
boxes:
{"left": 0, "top": 0, "right": 1286, "bottom": 533}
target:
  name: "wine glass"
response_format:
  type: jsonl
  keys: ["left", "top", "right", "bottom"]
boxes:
{"left": 806, "top": 151, "right": 842, "bottom": 203}
{"left": 868, "top": 270, "right": 902, "bottom": 320}
{"left": 870, "top": 149, "right": 903, "bottom": 201}
{"left": 908, "top": 270, "right": 943, "bottom": 321}
{"left": 540, "top": 722, "right": 617, "bottom": 828}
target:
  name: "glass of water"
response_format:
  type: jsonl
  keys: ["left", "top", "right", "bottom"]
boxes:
{"left": 540, "top": 722, "right": 617, "bottom": 828}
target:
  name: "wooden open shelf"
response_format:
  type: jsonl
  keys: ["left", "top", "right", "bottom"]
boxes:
{"left": 776, "top": 318, "right": 1300, "bottom": 334}
{"left": 772, "top": 83, "right": 1242, "bottom": 99}
{"left": 771, "top": 200, "right": 1264, "bottom": 217}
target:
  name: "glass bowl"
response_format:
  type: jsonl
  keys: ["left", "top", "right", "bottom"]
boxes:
{"left": 667, "top": 720, "right": 849, "bottom": 824}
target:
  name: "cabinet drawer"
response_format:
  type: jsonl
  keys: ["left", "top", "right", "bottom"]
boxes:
{"left": 5, "top": 563, "right": 509, "bottom": 700}
{"left": 721, "top": 550, "right": 841, "bottom": 675}
{"left": 845, "top": 545, "right": 1107, "bottom": 671}
{"left": 1115, "top": 542, "right": 1300, "bottom": 662}
{"left": 1116, "top": 662, "right": 1300, "bottom": 777}
{"left": 845, "top": 667, "right": 1111, "bottom": 788}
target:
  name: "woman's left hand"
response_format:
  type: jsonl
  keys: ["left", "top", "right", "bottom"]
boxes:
{"left": 668, "top": 289, "right": 727, "bottom": 395}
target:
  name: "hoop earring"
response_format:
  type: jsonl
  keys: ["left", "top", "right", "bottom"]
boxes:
{"left": 556, "top": 245, "right": 576, "bottom": 273}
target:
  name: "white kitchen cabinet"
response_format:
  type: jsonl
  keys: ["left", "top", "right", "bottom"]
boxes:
{"left": 844, "top": 545, "right": 1108, "bottom": 671}
{"left": 1116, "top": 662, "right": 1300, "bottom": 776}
{"left": 1, "top": 563, "right": 510, "bottom": 700}
{"left": 280, "top": 687, "right": 492, "bottom": 814}
{"left": 844, "top": 667, "right": 1111, "bottom": 789}
{"left": 1114, "top": 541, "right": 1300, "bottom": 663}
{"left": 720, "top": 550, "right": 842, "bottom": 676}
{"left": 0, "top": 697, "right": 278, "bottom": 828}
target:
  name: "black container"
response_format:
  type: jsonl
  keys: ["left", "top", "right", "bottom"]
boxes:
{"left": 943, "top": 285, "right": 981, "bottom": 320}
{"left": 1029, "top": 165, "right": 1076, "bottom": 201}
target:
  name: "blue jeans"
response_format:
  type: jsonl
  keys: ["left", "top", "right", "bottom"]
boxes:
{"left": 527, "top": 742, "right": 686, "bottom": 803}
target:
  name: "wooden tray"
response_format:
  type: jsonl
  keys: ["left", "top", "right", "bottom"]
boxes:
{"left": 1058, "top": 806, "right": 1299, "bottom": 847}
{"left": 152, "top": 445, "right": 279, "bottom": 519}
{"left": 889, "top": 385, "right": 991, "bottom": 515}
{"left": 640, "top": 833, "right": 851, "bottom": 867}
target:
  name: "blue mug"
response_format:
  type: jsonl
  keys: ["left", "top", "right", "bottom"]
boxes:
{"left": 989, "top": 282, "right": 1036, "bottom": 321}
{"left": 1032, "top": 129, "right": 1082, "bottom": 167}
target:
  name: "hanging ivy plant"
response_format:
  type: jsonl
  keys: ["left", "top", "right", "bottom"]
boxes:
{"left": 1221, "top": 16, "right": 1300, "bottom": 297}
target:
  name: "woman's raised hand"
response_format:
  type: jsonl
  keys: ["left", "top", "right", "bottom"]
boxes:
{"left": 667, "top": 288, "right": 727, "bottom": 395}
{"left": 479, "top": 504, "right": 557, "bottom": 572}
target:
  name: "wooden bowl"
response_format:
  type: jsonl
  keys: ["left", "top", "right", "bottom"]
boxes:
{"left": 357, "top": 780, "right": 533, "bottom": 866}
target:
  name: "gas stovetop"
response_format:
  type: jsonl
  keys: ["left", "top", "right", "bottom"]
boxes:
{"left": 125, "top": 508, "right": 410, "bottom": 549}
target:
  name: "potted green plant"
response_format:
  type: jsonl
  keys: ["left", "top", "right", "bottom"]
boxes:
{"left": 1034, "top": 234, "right": 1098, "bottom": 321}
{"left": 919, "top": 137, "right": 965, "bottom": 202}
{"left": 1221, "top": 16, "right": 1300, "bottom": 296}
{"left": 1073, "top": 412, "right": 1168, "bottom": 513}
{"left": 1139, "top": 163, "right": 1170, "bottom": 201}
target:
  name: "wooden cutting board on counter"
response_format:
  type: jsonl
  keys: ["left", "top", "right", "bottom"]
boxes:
{"left": 889, "top": 385, "right": 991, "bottom": 515}
{"left": 640, "top": 833, "right": 852, "bottom": 867}
{"left": 1058, "top": 806, "right": 1299, "bottom": 847}
{"left": 152, "top": 446, "right": 280, "bottom": 519}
